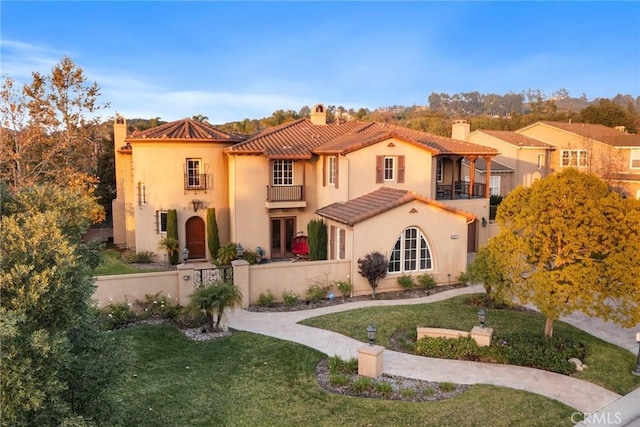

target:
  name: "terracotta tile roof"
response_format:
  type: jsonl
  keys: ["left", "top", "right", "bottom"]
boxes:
{"left": 532, "top": 121, "right": 640, "bottom": 147}
{"left": 477, "top": 130, "right": 552, "bottom": 148}
{"left": 316, "top": 187, "right": 476, "bottom": 226}
{"left": 463, "top": 158, "right": 514, "bottom": 173}
{"left": 127, "top": 118, "right": 246, "bottom": 143}
{"left": 225, "top": 119, "right": 365, "bottom": 159}
{"left": 315, "top": 122, "right": 499, "bottom": 156}
{"left": 225, "top": 119, "right": 498, "bottom": 159}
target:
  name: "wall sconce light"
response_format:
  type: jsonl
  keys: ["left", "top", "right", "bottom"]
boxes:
{"left": 191, "top": 199, "right": 202, "bottom": 212}
{"left": 481, "top": 217, "right": 487, "bottom": 227}
{"left": 366, "top": 322, "right": 377, "bottom": 346}
{"left": 236, "top": 243, "right": 244, "bottom": 257}
{"left": 182, "top": 247, "right": 189, "bottom": 264}
{"left": 183, "top": 275, "right": 191, "bottom": 281}
{"left": 478, "top": 308, "right": 487, "bottom": 328}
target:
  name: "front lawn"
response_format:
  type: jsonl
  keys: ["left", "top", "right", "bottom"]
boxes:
{"left": 112, "top": 325, "right": 577, "bottom": 426}
{"left": 299, "top": 295, "right": 640, "bottom": 395}
{"left": 93, "top": 249, "right": 170, "bottom": 276}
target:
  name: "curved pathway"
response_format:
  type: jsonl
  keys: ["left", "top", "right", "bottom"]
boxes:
{"left": 226, "top": 285, "right": 637, "bottom": 418}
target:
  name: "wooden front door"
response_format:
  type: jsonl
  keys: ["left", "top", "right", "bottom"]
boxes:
{"left": 186, "top": 216, "right": 206, "bottom": 259}
{"left": 271, "top": 217, "right": 296, "bottom": 259}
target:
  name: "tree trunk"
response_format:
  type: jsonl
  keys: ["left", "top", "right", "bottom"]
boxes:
{"left": 544, "top": 317, "right": 554, "bottom": 338}
{"left": 207, "top": 312, "right": 214, "bottom": 333}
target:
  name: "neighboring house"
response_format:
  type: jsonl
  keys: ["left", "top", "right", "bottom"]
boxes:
{"left": 112, "top": 115, "right": 246, "bottom": 259}
{"left": 113, "top": 104, "right": 499, "bottom": 295}
{"left": 464, "top": 120, "right": 640, "bottom": 199}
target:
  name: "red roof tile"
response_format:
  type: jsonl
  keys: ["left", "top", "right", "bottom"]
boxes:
{"left": 225, "top": 119, "right": 498, "bottom": 159}
{"left": 128, "top": 118, "right": 246, "bottom": 143}
{"left": 316, "top": 187, "right": 476, "bottom": 226}
{"left": 477, "top": 130, "right": 552, "bottom": 148}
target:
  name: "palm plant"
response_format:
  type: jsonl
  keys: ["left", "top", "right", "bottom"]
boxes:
{"left": 157, "top": 236, "right": 179, "bottom": 265}
{"left": 188, "top": 281, "right": 243, "bottom": 332}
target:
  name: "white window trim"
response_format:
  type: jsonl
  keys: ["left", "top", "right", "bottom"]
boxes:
{"left": 328, "top": 156, "right": 336, "bottom": 185}
{"left": 388, "top": 227, "right": 433, "bottom": 273}
{"left": 273, "top": 159, "right": 294, "bottom": 186}
{"left": 186, "top": 158, "right": 202, "bottom": 189}
{"left": 157, "top": 210, "right": 168, "bottom": 234}
{"left": 560, "top": 149, "right": 588, "bottom": 167}
{"left": 384, "top": 156, "right": 395, "bottom": 181}
{"left": 436, "top": 158, "right": 443, "bottom": 182}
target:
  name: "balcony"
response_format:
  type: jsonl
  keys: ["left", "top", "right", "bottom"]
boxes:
{"left": 265, "top": 185, "right": 306, "bottom": 209}
{"left": 184, "top": 174, "right": 211, "bottom": 192}
{"left": 436, "top": 181, "right": 486, "bottom": 200}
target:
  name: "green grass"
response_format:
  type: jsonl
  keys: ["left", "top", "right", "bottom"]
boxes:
{"left": 93, "top": 249, "right": 168, "bottom": 276}
{"left": 299, "top": 295, "right": 640, "bottom": 395}
{"left": 113, "top": 324, "right": 577, "bottom": 426}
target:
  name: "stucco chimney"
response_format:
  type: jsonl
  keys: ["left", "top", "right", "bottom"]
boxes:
{"left": 114, "top": 114, "right": 127, "bottom": 149}
{"left": 614, "top": 125, "right": 627, "bottom": 133}
{"left": 310, "top": 103, "right": 327, "bottom": 125}
{"left": 452, "top": 120, "right": 470, "bottom": 141}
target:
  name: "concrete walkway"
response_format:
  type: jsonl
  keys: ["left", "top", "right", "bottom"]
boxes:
{"left": 226, "top": 285, "right": 639, "bottom": 422}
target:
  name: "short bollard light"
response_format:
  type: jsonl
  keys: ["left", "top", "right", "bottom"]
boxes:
{"left": 366, "top": 322, "right": 377, "bottom": 346}
{"left": 633, "top": 332, "right": 640, "bottom": 376}
{"left": 182, "top": 247, "right": 189, "bottom": 264}
{"left": 478, "top": 308, "right": 487, "bottom": 328}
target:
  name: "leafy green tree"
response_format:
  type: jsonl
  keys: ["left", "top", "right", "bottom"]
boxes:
{"left": 188, "top": 281, "right": 242, "bottom": 332}
{"left": 0, "top": 185, "right": 126, "bottom": 425}
{"left": 207, "top": 208, "right": 220, "bottom": 260}
{"left": 357, "top": 252, "right": 389, "bottom": 299}
{"left": 166, "top": 209, "right": 179, "bottom": 265}
{"left": 487, "top": 168, "right": 640, "bottom": 337}
{"left": 581, "top": 99, "right": 636, "bottom": 132}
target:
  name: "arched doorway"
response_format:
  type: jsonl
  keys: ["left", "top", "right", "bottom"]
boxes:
{"left": 185, "top": 216, "right": 206, "bottom": 259}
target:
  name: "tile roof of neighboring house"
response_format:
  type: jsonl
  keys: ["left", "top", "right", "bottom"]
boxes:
{"left": 127, "top": 118, "right": 246, "bottom": 143}
{"left": 477, "top": 130, "right": 552, "bottom": 148}
{"left": 225, "top": 119, "right": 365, "bottom": 159}
{"left": 462, "top": 158, "right": 514, "bottom": 173}
{"left": 529, "top": 121, "right": 640, "bottom": 147}
{"left": 316, "top": 187, "right": 476, "bottom": 226}
{"left": 225, "top": 119, "right": 499, "bottom": 159}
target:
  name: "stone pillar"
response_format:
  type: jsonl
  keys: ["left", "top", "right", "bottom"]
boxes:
{"left": 176, "top": 264, "right": 195, "bottom": 306}
{"left": 357, "top": 345, "right": 384, "bottom": 378}
{"left": 471, "top": 326, "right": 494, "bottom": 347}
{"left": 231, "top": 259, "right": 250, "bottom": 308}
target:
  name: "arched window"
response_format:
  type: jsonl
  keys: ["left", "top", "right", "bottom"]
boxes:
{"left": 388, "top": 227, "right": 433, "bottom": 273}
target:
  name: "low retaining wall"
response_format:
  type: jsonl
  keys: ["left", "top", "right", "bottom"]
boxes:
{"left": 93, "top": 271, "right": 180, "bottom": 307}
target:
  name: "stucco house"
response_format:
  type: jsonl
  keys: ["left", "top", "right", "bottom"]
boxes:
{"left": 112, "top": 104, "right": 499, "bottom": 296}
{"left": 465, "top": 120, "right": 640, "bottom": 198}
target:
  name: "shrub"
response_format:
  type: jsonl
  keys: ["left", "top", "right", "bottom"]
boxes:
{"left": 256, "top": 290, "right": 275, "bottom": 307}
{"left": 328, "top": 355, "right": 358, "bottom": 375}
{"left": 157, "top": 236, "right": 179, "bottom": 265}
{"left": 357, "top": 251, "right": 388, "bottom": 299}
{"left": 417, "top": 273, "right": 437, "bottom": 290}
{"left": 241, "top": 250, "right": 257, "bottom": 265}
{"left": 375, "top": 381, "right": 393, "bottom": 395}
{"left": 217, "top": 242, "right": 239, "bottom": 266}
{"left": 122, "top": 250, "right": 156, "bottom": 264}
{"left": 329, "top": 374, "right": 350, "bottom": 387}
{"left": 281, "top": 289, "right": 299, "bottom": 307}
{"left": 424, "top": 386, "right": 435, "bottom": 396}
{"left": 136, "top": 292, "right": 179, "bottom": 319}
{"left": 99, "top": 302, "right": 138, "bottom": 330}
{"left": 457, "top": 271, "right": 470, "bottom": 284}
{"left": 306, "top": 283, "right": 331, "bottom": 302}
{"left": 495, "top": 332, "right": 584, "bottom": 374}
{"left": 166, "top": 209, "right": 179, "bottom": 265}
{"left": 414, "top": 336, "right": 481, "bottom": 361}
{"left": 438, "top": 382, "right": 456, "bottom": 393}
{"left": 352, "top": 377, "right": 373, "bottom": 393}
{"left": 397, "top": 274, "right": 415, "bottom": 289}
{"left": 336, "top": 280, "right": 352, "bottom": 299}
{"left": 307, "top": 219, "right": 327, "bottom": 260}
{"left": 207, "top": 208, "right": 220, "bottom": 260}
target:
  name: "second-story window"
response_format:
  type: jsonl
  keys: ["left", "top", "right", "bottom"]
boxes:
{"left": 273, "top": 159, "right": 293, "bottom": 185}
{"left": 186, "top": 158, "right": 202, "bottom": 189}
{"left": 561, "top": 150, "right": 587, "bottom": 167}
{"left": 384, "top": 156, "right": 395, "bottom": 181}
{"left": 328, "top": 156, "right": 337, "bottom": 185}
{"left": 630, "top": 150, "right": 640, "bottom": 169}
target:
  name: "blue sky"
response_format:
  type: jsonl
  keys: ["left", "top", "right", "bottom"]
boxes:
{"left": 2, "top": 1, "right": 639, "bottom": 124}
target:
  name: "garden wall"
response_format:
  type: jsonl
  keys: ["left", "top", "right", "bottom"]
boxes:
{"left": 93, "top": 271, "right": 180, "bottom": 307}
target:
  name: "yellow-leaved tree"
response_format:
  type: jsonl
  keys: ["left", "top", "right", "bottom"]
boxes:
{"left": 477, "top": 168, "right": 640, "bottom": 337}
